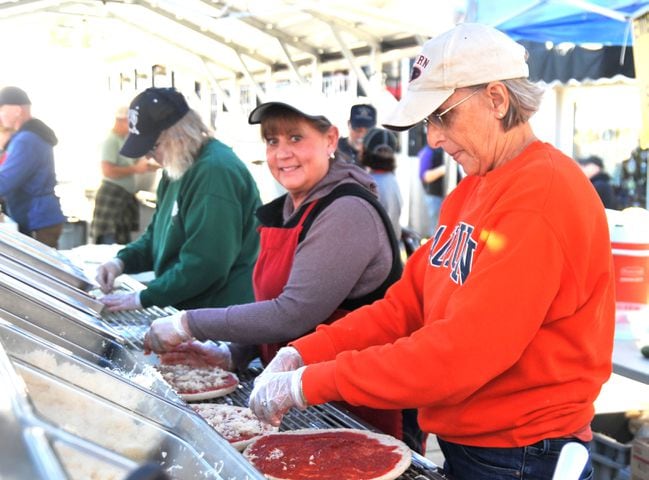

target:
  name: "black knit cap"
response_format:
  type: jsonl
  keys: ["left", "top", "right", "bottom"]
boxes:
{"left": 363, "top": 127, "right": 398, "bottom": 155}
{"left": 120, "top": 87, "right": 189, "bottom": 158}
{"left": 0, "top": 86, "right": 31, "bottom": 106}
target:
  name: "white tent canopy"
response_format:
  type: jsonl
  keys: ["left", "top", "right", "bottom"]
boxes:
{"left": 0, "top": 0, "right": 463, "bottom": 103}
{"left": 0, "top": 0, "right": 464, "bottom": 223}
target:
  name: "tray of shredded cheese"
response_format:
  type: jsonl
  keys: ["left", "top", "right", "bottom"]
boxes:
{"left": 0, "top": 319, "right": 265, "bottom": 480}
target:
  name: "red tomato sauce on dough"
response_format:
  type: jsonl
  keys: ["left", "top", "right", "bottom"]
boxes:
{"left": 247, "top": 431, "right": 401, "bottom": 479}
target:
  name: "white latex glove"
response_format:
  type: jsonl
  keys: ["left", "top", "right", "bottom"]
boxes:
{"left": 100, "top": 291, "right": 141, "bottom": 312}
{"left": 143, "top": 311, "right": 192, "bottom": 354}
{"left": 249, "top": 366, "right": 307, "bottom": 427}
{"left": 159, "top": 340, "right": 233, "bottom": 370}
{"left": 263, "top": 346, "right": 304, "bottom": 374}
{"left": 95, "top": 258, "right": 124, "bottom": 293}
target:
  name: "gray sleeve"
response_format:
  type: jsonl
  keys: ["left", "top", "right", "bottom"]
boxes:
{"left": 187, "top": 196, "right": 391, "bottom": 344}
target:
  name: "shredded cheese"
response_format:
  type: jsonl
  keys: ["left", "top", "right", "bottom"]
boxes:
{"left": 191, "top": 404, "right": 276, "bottom": 444}
{"left": 156, "top": 364, "right": 237, "bottom": 393}
{"left": 20, "top": 350, "right": 161, "bottom": 461}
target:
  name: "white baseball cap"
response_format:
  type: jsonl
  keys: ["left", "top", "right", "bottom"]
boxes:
{"left": 383, "top": 23, "right": 529, "bottom": 131}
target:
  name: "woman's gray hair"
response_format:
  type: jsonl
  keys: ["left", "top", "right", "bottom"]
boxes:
{"left": 157, "top": 109, "right": 212, "bottom": 180}
{"left": 501, "top": 78, "right": 545, "bottom": 131}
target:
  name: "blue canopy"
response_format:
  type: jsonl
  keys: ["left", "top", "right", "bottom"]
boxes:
{"left": 468, "top": 0, "right": 649, "bottom": 46}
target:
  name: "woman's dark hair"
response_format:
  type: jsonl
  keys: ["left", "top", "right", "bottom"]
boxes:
{"left": 361, "top": 147, "right": 396, "bottom": 172}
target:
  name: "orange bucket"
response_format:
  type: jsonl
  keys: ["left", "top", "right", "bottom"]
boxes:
{"left": 611, "top": 242, "right": 649, "bottom": 304}
{"left": 608, "top": 208, "right": 649, "bottom": 305}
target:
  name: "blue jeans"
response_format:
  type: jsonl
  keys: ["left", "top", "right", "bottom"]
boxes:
{"left": 437, "top": 437, "right": 593, "bottom": 480}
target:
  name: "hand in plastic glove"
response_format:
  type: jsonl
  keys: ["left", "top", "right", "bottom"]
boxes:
{"left": 100, "top": 291, "right": 141, "bottom": 312}
{"left": 249, "top": 366, "right": 307, "bottom": 427}
{"left": 263, "top": 346, "right": 304, "bottom": 374}
{"left": 159, "top": 340, "right": 232, "bottom": 370}
{"left": 143, "top": 311, "right": 192, "bottom": 354}
{"left": 95, "top": 258, "right": 124, "bottom": 293}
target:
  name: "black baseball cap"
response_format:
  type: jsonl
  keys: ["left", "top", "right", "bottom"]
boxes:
{"left": 120, "top": 87, "right": 190, "bottom": 158}
{"left": 363, "top": 127, "right": 398, "bottom": 155}
{"left": 248, "top": 89, "right": 331, "bottom": 125}
{"left": 350, "top": 104, "right": 377, "bottom": 129}
{"left": 0, "top": 86, "right": 31, "bottom": 106}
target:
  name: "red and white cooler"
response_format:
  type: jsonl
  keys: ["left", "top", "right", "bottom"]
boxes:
{"left": 608, "top": 208, "right": 649, "bottom": 307}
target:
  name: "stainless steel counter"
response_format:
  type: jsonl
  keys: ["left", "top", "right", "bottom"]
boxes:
{"left": 0, "top": 228, "right": 446, "bottom": 480}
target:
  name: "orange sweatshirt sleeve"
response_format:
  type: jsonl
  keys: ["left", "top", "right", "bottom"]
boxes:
{"left": 292, "top": 241, "right": 429, "bottom": 366}
{"left": 294, "top": 243, "right": 430, "bottom": 404}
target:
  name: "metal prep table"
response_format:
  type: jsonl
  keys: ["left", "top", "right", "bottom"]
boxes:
{"left": 0, "top": 230, "right": 447, "bottom": 479}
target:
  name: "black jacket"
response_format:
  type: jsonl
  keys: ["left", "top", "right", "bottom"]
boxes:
{"left": 590, "top": 172, "right": 617, "bottom": 209}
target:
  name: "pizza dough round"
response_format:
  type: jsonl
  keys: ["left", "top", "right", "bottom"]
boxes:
{"left": 191, "top": 404, "right": 278, "bottom": 451}
{"left": 243, "top": 428, "right": 412, "bottom": 480}
{"left": 179, "top": 382, "right": 239, "bottom": 401}
{"left": 156, "top": 363, "right": 239, "bottom": 401}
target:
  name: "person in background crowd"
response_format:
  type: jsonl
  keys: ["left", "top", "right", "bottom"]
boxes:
{"left": 578, "top": 155, "right": 618, "bottom": 210}
{"left": 360, "top": 127, "right": 402, "bottom": 239}
{"left": 614, "top": 146, "right": 648, "bottom": 208}
{"left": 0, "top": 86, "right": 66, "bottom": 248}
{"left": 0, "top": 126, "right": 12, "bottom": 216}
{"left": 91, "top": 105, "right": 160, "bottom": 245}
{"left": 95, "top": 87, "right": 261, "bottom": 312}
{"left": 337, "top": 103, "right": 377, "bottom": 165}
{"left": 142, "top": 94, "right": 425, "bottom": 453}
{"left": 418, "top": 144, "right": 447, "bottom": 235}
{"left": 248, "top": 23, "right": 615, "bottom": 480}
{"left": 0, "top": 125, "right": 12, "bottom": 166}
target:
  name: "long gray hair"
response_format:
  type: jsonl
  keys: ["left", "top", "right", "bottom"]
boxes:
{"left": 501, "top": 78, "right": 545, "bottom": 131}
{"left": 157, "top": 110, "right": 212, "bottom": 180}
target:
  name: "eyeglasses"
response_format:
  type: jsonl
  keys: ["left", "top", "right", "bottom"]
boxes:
{"left": 424, "top": 88, "right": 482, "bottom": 129}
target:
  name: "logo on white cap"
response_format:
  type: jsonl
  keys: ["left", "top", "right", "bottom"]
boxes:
{"left": 410, "top": 55, "right": 430, "bottom": 82}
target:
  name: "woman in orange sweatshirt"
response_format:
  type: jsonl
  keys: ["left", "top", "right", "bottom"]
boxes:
{"left": 250, "top": 23, "right": 615, "bottom": 480}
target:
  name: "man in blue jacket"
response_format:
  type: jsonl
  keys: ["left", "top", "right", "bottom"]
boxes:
{"left": 0, "top": 86, "right": 65, "bottom": 247}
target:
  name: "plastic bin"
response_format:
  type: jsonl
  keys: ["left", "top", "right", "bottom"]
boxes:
{"left": 58, "top": 218, "right": 88, "bottom": 250}
{"left": 592, "top": 412, "right": 633, "bottom": 480}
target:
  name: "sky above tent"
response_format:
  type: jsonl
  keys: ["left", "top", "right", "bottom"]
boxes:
{"left": 468, "top": 0, "right": 649, "bottom": 45}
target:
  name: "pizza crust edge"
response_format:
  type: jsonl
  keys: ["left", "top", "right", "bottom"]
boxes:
{"left": 180, "top": 381, "right": 239, "bottom": 401}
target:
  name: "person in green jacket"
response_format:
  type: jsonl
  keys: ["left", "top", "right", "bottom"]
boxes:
{"left": 95, "top": 87, "right": 261, "bottom": 311}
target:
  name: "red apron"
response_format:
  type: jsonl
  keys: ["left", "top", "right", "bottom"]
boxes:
{"left": 252, "top": 200, "right": 403, "bottom": 442}
{"left": 253, "top": 201, "right": 318, "bottom": 362}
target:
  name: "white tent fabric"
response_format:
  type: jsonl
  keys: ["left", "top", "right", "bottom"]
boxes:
{"left": 0, "top": 0, "right": 462, "bottom": 90}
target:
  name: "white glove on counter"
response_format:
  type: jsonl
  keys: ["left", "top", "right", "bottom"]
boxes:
{"left": 95, "top": 258, "right": 124, "bottom": 293}
{"left": 249, "top": 366, "right": 307, "bottom": 426}
{"left": 100, "top": 291, "right": 141, "bottom": 312}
